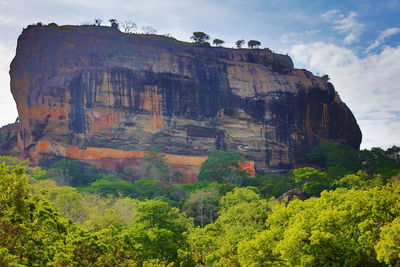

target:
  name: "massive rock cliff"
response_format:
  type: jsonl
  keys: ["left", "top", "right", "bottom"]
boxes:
{"left": 10, "top": 24, "right": 361, "bottom": 181}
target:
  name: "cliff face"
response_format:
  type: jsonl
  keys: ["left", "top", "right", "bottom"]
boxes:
{"left": 10, "top": 25, "right": 361, "bottom": 181}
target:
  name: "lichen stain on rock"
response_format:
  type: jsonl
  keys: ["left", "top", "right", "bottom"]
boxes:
{"left": 10, "top": 25, "right": 362, "bottom": 179}
{"left": 142, "top": 85, "right": 164, "bottom": 129}
{"left": 86, "top": 109, "right": 125, "bottom": 135}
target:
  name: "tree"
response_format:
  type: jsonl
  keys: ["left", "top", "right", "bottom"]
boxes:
{"left": 212, "top": 39, "right": 224, "bottom": 47}
{"left": 188, "top": 187, "right": 270, "bottom": 266}
{"left": 307, "top": 141, "right": 361, "bottom": 174}
{"left": 142, "top": 147, "right": 169, "bottom": 182}
{"left": 198, "top": 151, "right": 248, "bottom": 185}
{"left": 360, "top": 146, "right": 400, "bottom": 179}
{"left": 120, "top": 20, "right": 137, "bottom": 33}
{"left": 0, "top": 156, "right": 46, "bottom": 180}
{"left": 124, "top": 200, "right": 194, "bottom": 264}
{"left": 237, "top": 185, "right": 400, "bottom": 266}
{"left": 109, "top": 19, "right": 119, "bottom": 30}
{"left": 247, "top": 40, "right": 261, "bottom": 48}
{"left": 131, "top": 177, "right": 162, "bottom": 200}
{"left": 219, "top": 187, "right": 261, "bottom": 212}
{"left": 190, "top": 32, "right": 210, "bottom": 44}
{"left": 142, "top": 25, "right": 157, "bottom": 34}
{"left": 291, "top": 167, "right": 332, "bottom": 196}
{"left": 385, "top": 145, "right": 400, "bottom": 163}
{"left": 375, "top": 217, "right": 400, "bottom": 266}
{"left": 183, "top": 188, "right": 220, "bottom": 227}
{"left": 49, "top": 159, "right": 101, "bottom": 186}
{"left": 322, "top": 74, "right": 330, "bottom": 81}
{"left": 81, "top": 195, "right": 138, "bottom": 231}
{"left": 94, "top": 19, "right": 102, "bottom": 26}
{"left": 235, "top": 39, "right": 245, "bottom": 48}
{"left": 35, "top": 185, "right": 87, "bottom": 223}
{"left": 0, "top": 163, "right": 71, "bottom": 265}
{"left": 335, "top": 170, "right": 385, "bottom": 189}
{"left": 246, "top": 171, "right": 295, "bottom": 197}
{"left": 49, "top": 159, "right": 80, "bottom": 186}
{"left": 84, "top": 177, "right": 135, "bottom": 197}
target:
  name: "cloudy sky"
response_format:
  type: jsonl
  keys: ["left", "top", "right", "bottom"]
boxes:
{"left": 0, "top": 0, "right": 399, "bottom": 149}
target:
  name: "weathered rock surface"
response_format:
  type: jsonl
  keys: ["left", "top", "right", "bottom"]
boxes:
{"left": 278, "top": 189, "right": 311, "bottom": 204}
{"left": 10, "top": 24, "right": 362, "bottom": 181}
{"left": 0, "top": 122, "right": 19, "bottom": 156}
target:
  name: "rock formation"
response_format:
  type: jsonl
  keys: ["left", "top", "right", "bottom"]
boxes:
{"left": 0, "top": 122, "right": 19, "bottom": 156}
{"left": 9, "top": 24, "right": 362, "bottom": 181}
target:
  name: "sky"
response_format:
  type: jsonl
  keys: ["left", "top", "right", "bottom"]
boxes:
{"left": 0, "top": 0, "right": 399, "bottom": 149}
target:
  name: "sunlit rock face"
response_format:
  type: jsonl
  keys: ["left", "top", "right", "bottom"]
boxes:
{"left": 10, "top": 24, "right": 361, "bottom": 181}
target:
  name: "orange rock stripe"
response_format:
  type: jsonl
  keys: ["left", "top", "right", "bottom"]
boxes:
{"left": 35, "top": 140, "right": 208, "bottom": 167}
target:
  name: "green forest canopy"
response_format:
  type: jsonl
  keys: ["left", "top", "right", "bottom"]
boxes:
{"left": 0, "top": 144, "right": 400, "bottom": 266}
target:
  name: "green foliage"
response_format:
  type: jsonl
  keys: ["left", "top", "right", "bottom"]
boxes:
{"left": 198, "top": 150, "right": 248, "bottom": 185}
{"left": 183, "top": 188, "right": 220, "bottom": 227}
{"left": 307, "top": 141, "right": 361, "bottom": 174}
{"left": 2, "top": 143, "right": 400, "bottom": 265}
{"left": 219, "top": 186, "right": 261, "bottom": 212}
{"left": 84, "top": 177, "right": 135, "bottom": 196}
{"left": 35, "top": 185, "right": 87, "bottom": 223}
{"left": 0, "top": 163, "right": 71, "bottom": 265}
{"left": 212, "top": 38, "right": 224, "bottom": 47}
{"left": 291, "top": 167, "right": 333, "bottom": 196}
{"left": 55, "top": 227, "right": 130, "bottom": 265}
{"left": 0, "top": 155, "right": 47, "bottom": 180}
{"left": 142, "top": 147, "right": 169, "bottom": 181}
{"left": 237, "top": 185, "right": 400, "bottom": 266}
{"left": 122, "top": 166, "right": 137, "bottom": 181}
{"left": 81, "top": 196, "right": 138, "bottom": 231}
{"left": 188, "top": 187, "right": 270, "bottom": 266}
{"left": 247, "top": 39, "right": 261, "bottom": 48}
{"left": 375, "top": 217, "right": 400, "bottom": 265}
{"left": 164, "top": 180, "right": 229, "bottom": 208}
{"left": 248, "top": 167, "right": 333, "bottom": 198}
{"left": 49, "top": 159, "right": 80, "bottom": 185}
{"left": 360, "top": 146, "right": 400, "bottom": 179}
{"left": 124, "top": 199, "right": 194, "bottom": 264}
{"left": 235, "top": 39, "right": 245, "bottom": 48}
{"left": 335, "top": 170, "right": 385, "bottom": 189}
{"left": 0, "top": 163, "right": 30, "bottom": 215}
{"left": 246, "top": 171, "right": 295, "bottom": 197}
{"left": 0, "top": 128, "right": 18, "bottom": 156}
{"left": 49, "top": 159, "right": 102, "bottom": 186}
{"left": 190, "top": 31, "right": 210, "bottom": 43}
{"left": 308, "top": 142, "right": 400, "bottom": 181}
{"left": 132, "top": 177, "right": 163, "bottom": 200}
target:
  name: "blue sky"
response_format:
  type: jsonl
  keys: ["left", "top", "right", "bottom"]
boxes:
{"left": 0, "top": 0, "right": 399, "bottom": 148}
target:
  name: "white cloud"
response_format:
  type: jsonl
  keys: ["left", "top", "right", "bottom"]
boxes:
{"left": 0, "top": 14, "right": 15, "bottom": 25}
{"left": 290, "top": 42, "right": 400, "bottom": 149}
{"left": 321, "top": 10, "right": 339, "bottom": 21}
{"left": 280, "top": 33, "right": 299, "bottom": 43}
{"left": 321, "top": 10, "right": 364, "bottom": 44}
{"left": 0, "top": 41, "right": 18, "bottom": 126}
{"left": 279, "top": 30, "right": 319, "bottom": 44}
{"left": 366, "top": 27, "right": 400, "bottom": 52}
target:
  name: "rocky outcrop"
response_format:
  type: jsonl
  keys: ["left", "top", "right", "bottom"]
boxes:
{"left": 0, "top": 122, "right": 19, "bottom": 156}
{"left": 278, "top": 189, "right": 310, "bottom": 204}
{"left": 10, "top": 24, "right": 362, "bottom": 181}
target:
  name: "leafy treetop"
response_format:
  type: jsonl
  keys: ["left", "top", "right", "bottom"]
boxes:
{"left": 248, "top": 40, "right": 261, "bottom": 48}
{"left": 236, "top": 39, "right": 245, "bottom": 48}
{"left": 191, "top": 32, "right": 210, "bottom": 44}
{"left": 212, "top": 39, "right": 224, "bottom": 47}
